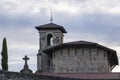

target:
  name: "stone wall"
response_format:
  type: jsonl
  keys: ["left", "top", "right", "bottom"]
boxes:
{"left": 0, "top": 71, "right": 81, "bottom": 80}
{"left": 52, "top": 47, "right": 109, "bottom": 73}
{"left": 1, "top": 71, "right": 120, "bottom": 80}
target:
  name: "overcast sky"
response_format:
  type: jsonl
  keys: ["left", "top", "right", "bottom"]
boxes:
{"left": 0, "top": 0, "right": 120, "bottom": 72}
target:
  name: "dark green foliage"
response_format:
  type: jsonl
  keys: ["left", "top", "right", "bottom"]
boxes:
{"left": 1, "top": 38, "right": 8, "bottom": 71}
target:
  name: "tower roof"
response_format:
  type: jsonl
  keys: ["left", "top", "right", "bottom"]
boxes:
{"left": 35, "top": 23, "right": 67, "bottom": 33}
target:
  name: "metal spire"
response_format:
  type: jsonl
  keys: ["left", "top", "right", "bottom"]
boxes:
{"left": 50, "top": 0, "right": 53, "bottom": 23}
{"left": 50, "top": 7, "right": 53, "bottom": 23}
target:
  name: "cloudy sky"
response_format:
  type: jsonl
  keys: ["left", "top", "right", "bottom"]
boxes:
{"left": 0, "top": 0, "right": 120, "bottom": 72}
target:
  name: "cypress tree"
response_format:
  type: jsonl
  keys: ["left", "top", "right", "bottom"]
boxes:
{"left": 1, "top": 37, "right": 8, "bottom": 71}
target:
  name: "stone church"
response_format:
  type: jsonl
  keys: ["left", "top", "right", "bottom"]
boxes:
{"left": 35, "top": 22, "right": 118, "bottom": 73}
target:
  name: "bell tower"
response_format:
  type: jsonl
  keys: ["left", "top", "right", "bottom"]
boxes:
{"left": 36, "top": 23, "right": 67, "bottom": 50}
{"left": 35, "top": 23, "right": 67, "bottom": 72}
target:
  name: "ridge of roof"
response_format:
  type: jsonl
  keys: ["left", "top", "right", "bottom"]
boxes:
{"left": 64, "top": 40, "right": 97, "bottom": 45}
{"left": 44, "top": 40, "right": 116, "bottom": 53}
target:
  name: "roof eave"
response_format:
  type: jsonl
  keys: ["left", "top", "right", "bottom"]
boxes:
{"left": 35, "top": 27, "right": 67, "bottom": 33}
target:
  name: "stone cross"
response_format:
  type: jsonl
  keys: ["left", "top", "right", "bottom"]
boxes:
{"left": 23, "top": 55, "right": 29, "bottom": 65}
{"left": 20, "top": 55, "right": 32, "bottom": 73}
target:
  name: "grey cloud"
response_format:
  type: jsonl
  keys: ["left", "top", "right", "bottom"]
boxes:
{"left": 54, "top": 12, "right": 120, "bottom": 45}
{"left": 80, "top": 13, "right": 120, "bottom": 43}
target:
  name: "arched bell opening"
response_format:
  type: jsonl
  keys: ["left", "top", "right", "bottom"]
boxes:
{"left": 47, "top": 34, "right": 53, "bottom": 46}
